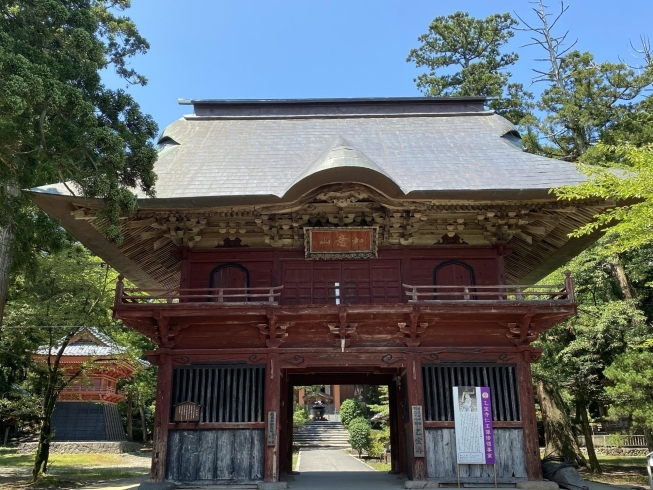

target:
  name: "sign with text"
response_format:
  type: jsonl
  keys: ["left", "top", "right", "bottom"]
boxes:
{"left": 267, "top": 411, "right": 277, "bottom": 446}
{"left": 305, "top": 227, "right": 378, "bottom": 259}
{"left": 452, "top": 386, "right": 495, "bottom": 465}
{"left": 412, "top": 405, "right": 426, "bottom": 458}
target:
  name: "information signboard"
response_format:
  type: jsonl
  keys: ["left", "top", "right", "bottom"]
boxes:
{"left": 452, "top": 386, "right": 495, "bottom": 465}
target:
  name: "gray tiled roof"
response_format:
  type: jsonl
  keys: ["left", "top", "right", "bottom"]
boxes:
{"left": 35, "top": 327, "right": 127, "bottom": 357}
{"left": 149, "top": 113, "right": 585, "bottom": 199}
{"left": 33, "top": 103, "right": 586, "bottom": 200}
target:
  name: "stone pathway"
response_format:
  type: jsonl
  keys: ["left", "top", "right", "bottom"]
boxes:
{"left": 293, "top": 448, "right": 404, "bottom": 489}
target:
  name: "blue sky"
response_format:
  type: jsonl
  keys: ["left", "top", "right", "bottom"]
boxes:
{"left": 107, "top": 0, "right": 653, "bottom": 133}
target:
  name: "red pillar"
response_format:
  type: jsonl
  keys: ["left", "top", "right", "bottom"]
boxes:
{"left": 150, "top": 351, "right": 172, "bottom": 482}
{"left": 517, "top": 348, "right": 543, "bottom": 480}
{"left": 264, "top": 353, "right": 281, "bottom": 482}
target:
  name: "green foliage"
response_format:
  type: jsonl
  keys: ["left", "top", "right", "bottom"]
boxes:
{"left": 0, "top": 246, "right": 152, "bottom": 478}
{"left": 533, "top": 52, "right": 653, "bottom": 160}
{"left": 0, "top": 0, "right": 158, "bottom": 278}
{"left": 340, "top": 398, "right": 364, "bottom": 428}
{"left": 293, "top": 405, "right": 309, "bottom": 427}
{"left": 604, "top": 349, "right": 653, "bottom": 433}
{"left": 367, "top": 440, "right": 385, "bottom": 460}
{"left": 370, "top": 426, "right": 390, "bottom": 456}
{"left": 556, "top": 144, "right": 653, "bottom": 253}
{"left": 407, "top": 11, "right": 530, "bottom": 122}
{"left": 347, "top": 417, "right": 371, "bottom": 457}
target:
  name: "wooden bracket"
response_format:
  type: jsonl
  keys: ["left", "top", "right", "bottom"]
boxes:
{"left": 397, "top": 306, "right": 427, "bottom": 347}
{"left": 153, "top": 312, "right": 188, "bottom": 348}
{"left": 257, "top": 311, "right": 292, "bottom": 348}
{"left": 503, "top": 311, "right": 536, "bottom": 346}
{"left": 326, "top": 308, "right": 358, "bottom": 350}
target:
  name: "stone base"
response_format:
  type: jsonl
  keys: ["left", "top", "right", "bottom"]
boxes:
{"left": 516, "top": 482, "right": 559, "bottom": 490}
{"left": 258, "top": 483, "right": 288, "bottom": 490}
{"left": 138, "top": 483, "right": 176, "bottom": 490}
{"left": 403, "top": 482, "right": 442, "bottom": 489}
{"left": 17, "top": 441, "right": 142, "bottom": 454}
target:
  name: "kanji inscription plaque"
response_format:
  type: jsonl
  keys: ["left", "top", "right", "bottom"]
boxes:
{"left": 305, "top": 227, "right": 378, "bottom": 259}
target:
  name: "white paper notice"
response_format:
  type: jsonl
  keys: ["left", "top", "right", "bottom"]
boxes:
{"left": 452, "top": 386, "right": 495, "bottom": 465}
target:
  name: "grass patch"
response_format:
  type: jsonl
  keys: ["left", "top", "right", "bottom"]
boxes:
{"left": 579, "top": 455, "right": 650, "bottom": 487}
{"left": 32, "top": 469, "right": 145, "bottom": 487}
{"left": 0, "top": 450, "right": 131, "bottom": 468}
{"left": 366, "top": 461, "right": 392, "bottom": 472}
{"left": 292, "top": 451, "right": 299, "bottom": 472}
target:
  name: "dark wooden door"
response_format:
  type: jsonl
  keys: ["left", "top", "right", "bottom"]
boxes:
{"left": 211, "top": 265, "right": 248, "bottom": 302}
{"left": 434, "top": 261, "right": 474, "bottom": 300}
{"left": 281, "top": 260, "right": 401, "bottom": 305}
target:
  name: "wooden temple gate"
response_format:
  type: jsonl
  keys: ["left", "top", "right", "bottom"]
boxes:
{"left": 30, "top": 96, "right": 607, "bottom": 486}
{"left": 116, "top": 261, "right": 575, "bottom": 485}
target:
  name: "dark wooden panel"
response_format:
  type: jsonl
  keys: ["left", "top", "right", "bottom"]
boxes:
{"left": 166, "top": 429, "right": 264, "bottom": 483}
{"left": 171, "top": 365, "right": 265, "bottom": 423}
{"left": 422, "top": 364, "right": 521, "bottom": 423}
{"left": 425, "top": 428, "right": 527, "bottom": 482}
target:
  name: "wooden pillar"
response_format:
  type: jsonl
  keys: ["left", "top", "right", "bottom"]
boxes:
{"left": 388, "top": 379, "right": 399, "bottom": 473}
{"left": 264, "top": 353, "right": 281, "bottom": 482}
{"left": 279, "top": 368, "right": 292, "bottom": 476}
{"left": 395, "top": 373, "right": 408, "bottom": 476}
{"left": 517, "top": 349, "right": 543, "bottom": 480}
{"left": 405, "top": 354, "right": 426, "bottom": 481}
{"left": 150, "top": 352, "right": 172, "bottom": 482}
{"left": 333, "top": 384, "right": 341, "bottom": 411}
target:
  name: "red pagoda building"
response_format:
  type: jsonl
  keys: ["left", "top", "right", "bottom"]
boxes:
{"left": 30, "top": 97, "right": 610, "bottom": 487}
{"left": 33, "top": 327, "right": 140, "bottom": 441}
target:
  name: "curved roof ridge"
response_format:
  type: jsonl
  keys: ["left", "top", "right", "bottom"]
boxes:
{"left": 283, "top": 136, "right": 404, "bottom": 198}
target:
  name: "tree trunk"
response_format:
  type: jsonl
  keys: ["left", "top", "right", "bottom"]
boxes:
{"left": 537, "top": 380, "right": 586, "bottom": 466}
{"left": 32, "top": 388, "right": 58, "bottom": 481}
{"left": 139, "top": 400, "right": 147, "bottom": 443}
{"left": 644, "top": 427, "right": 653, "bottom": 451}
{"left": 126, "top": 392, "right": 133, "bottom": 442}
{"left": 611, "top": 255, "right": 633, "bottom": 300}
{"left": 0, "top": 224, "right": 15, "bottom": 328}
{"left": 577, "top": 396, "right": 602, "bottom": 473}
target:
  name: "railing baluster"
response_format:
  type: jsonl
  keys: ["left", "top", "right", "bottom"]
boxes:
{"left": 463, "top": 286, "right": 469, "bottom": 300}
{"left": 218, "top": 289, "right": 223, "bottom": 303}
{"left": 268, "top": 288, "right": 274, "bottom": 303}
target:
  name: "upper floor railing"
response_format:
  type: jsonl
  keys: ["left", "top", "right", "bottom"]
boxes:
{"left": 114, "top": 272, "right": 574, "bottom": 307}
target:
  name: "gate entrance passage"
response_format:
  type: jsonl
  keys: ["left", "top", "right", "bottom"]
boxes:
{"left": 282, "top": 369, "right": 403, "bottom": 477}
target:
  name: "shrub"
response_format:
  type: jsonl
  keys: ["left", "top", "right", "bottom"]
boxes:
{"left": 367, "top": 440, "right": 385, "bottom": 460}
{"left": 348, "top": 417, "right": 371, "bottom": 457}
{"left": 293, "top": 407, "right": 309, "bottom": 427}
{"left": 340, "top": 399, "right": 364, "bottom": 428}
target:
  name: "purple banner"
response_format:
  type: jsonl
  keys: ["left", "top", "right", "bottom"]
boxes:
{"left": 480, "top": 387, "right": 495, "bottom": 464}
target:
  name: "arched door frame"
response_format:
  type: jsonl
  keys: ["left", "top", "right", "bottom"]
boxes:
{"left": 209, "top": 263, "right": 250, "bottom": 301}
{"left": 433, "top": 259, "right": 476, "bottom": 300}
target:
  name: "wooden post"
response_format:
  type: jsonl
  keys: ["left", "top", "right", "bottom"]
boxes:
{"left": 406, "top": 354, "right": 426, "bottom": 481}
{"left": 395, "top": 374, "right": 408, "bottom": 476}
{"left": 113, "top": 275, "right": 124, "bottom": 313}
{"left": 264, "top": 353, "right": 281, "bottom": 482}
{"left": 517, "top": 349, "right": 543, "bottom": 480}
{"left": 333, "top": 384, "right": 341, "bottom": 412}
{"left": 151, "top": 352, "right": 172, "bottom": 482}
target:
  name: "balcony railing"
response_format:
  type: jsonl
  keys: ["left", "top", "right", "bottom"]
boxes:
{"left": 403, "top": 284, "right": 571, "bottom": 303}
{"left": 117, "top": 282, "right": 284, "bottom": 305}
{"left": 114, "top": 273, "right": 574, "bottom": 307}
